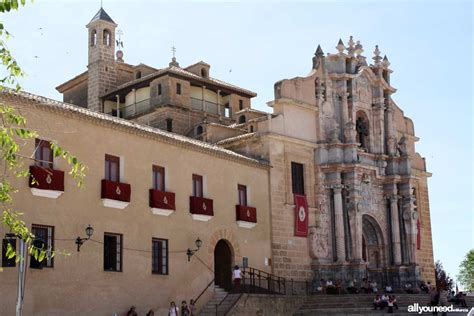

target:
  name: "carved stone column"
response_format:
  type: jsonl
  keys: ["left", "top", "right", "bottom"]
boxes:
{"left": 333, "top": 184, "right": 346, "bottom": 263}
{"left": 385, "top": 102, "right": 397, "bottom": 156}
{"left": 389, "top": 194, "right": 402, "bottom": 265}
{"left": 373, "top": 100, "right": 385, "bottom": 154}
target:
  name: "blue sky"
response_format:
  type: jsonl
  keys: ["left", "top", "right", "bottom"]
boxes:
{"left": 4, "top": 0, "right": 473, "bottom": 286}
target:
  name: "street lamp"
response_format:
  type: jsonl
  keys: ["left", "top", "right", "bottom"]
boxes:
{"left": 186, "top": 237, "right": 202, "bottom": 262}
{"left": 75, "top": 225, "right": 94, "bottom": 252}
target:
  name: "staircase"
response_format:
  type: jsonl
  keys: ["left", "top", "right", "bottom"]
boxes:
{"left": 198, "top": 286, "right": 241, "bottom": 316}
{"left": 294, "top": 293, "right": 433, "bottom": 315}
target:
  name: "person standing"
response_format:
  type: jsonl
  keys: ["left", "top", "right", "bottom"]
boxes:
{"left": 189, "top": 299, "right": 196, "bottom": 316}
{"left": 169, "top": 301, "right": 179, "bottom": 316}
{"left": 232, "top": 265, "right": 242, "bottom": 291}
{"left": 180, "top": 300, "right": 190, "bottom": 316}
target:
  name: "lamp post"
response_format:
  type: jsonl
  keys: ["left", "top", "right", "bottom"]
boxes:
{"left": 186, "top": 237, "right": 203, "bottom": 262}
{"left": 75, "top": 225, "right": 94, "bottom": 252}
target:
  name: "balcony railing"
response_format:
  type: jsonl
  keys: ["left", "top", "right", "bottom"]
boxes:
{"left": 105, "top": 99, "right": 152, "bottom": 119}
{"left": 236, "top": 205, "right": 257, "bottom": 228}
{"left": 122, "top": 99, "right": 152, "bottom": 118}
{"left": 189, "top": 196, "right": 214, "bottom": 221}
{"left": 190, "top": 97, "right": 220, "bottom": 115}
{"left": 149, "top": 189, "right": 176, "bottom": 216}
{"left": 29, "top": 165, "right": 65, "bottom": 198}
{"left": 101, "top": 179, "right": 131, "bottom": 209}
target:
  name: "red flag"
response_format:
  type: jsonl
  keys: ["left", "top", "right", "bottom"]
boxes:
{"left": 294, "top": 194, "right": 309, "bottom": 237}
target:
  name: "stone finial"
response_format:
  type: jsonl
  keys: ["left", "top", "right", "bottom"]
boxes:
{"left": 169, "top": 57, "right": 180, "bottom": 67}
{"left": 354, "top": 41, "right": 364, "bottom": 56}
{"left": 336, "top": 38, "right": 345, "bottom": 54}
{"left": 382, "top": 55, "right": 391, "bottom": 68}
{"left": 347, "top": 36, "right": 355, "bottom": 56}
{"left": 373, "top": 45, "right": 382, "bottom": 66}
{"left": 315, "top": 45, "right": 324, "bottom": 58}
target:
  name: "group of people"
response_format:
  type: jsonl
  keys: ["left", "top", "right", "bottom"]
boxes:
{"left": 317, "top": 278, "right": 389, "bottom": 295}
{"left": 125, "top": 299, "right": 197, "bottom": 316}
{"left": 373, "top": 294, "right": 399, "bottom": 313}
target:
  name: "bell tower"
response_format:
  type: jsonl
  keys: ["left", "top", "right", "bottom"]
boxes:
{"left": 86, "top": 8, "right": 117, "bottom": 112}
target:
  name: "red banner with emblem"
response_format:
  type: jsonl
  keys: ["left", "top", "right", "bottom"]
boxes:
{"left": 294, "top": 194, "right": 309, "bottom": 237}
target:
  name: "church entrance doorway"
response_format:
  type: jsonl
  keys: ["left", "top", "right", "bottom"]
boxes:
{"left": 362, "top": 215, "right": 386, "bottom": 284}
{"left": 214, "top": 239, "right": 233, "bottom": 291}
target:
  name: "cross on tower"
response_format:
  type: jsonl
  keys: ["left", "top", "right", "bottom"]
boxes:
{"left": 171, "top": 46, "right": 176, "bottom": 58}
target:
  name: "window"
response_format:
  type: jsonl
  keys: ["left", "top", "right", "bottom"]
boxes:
{"left": 239, "top": 115, "right": 246, "bottom": 124}
{"left": 238, "top": 184, "right": 247, "bottom": 206}
{"left": 153, "top": 165, "right": 165, "bottom": 191}
{"left": 239, "top": 99, "right": 243, "bottom": 110}
{"left": 291, "top": 162, "right": 305, "bottom": 195}
{"left": 152, "top": 238, "right": 168, "bottom": 275}
{"left": 105, "top": 154, "right": 120, "bottom": 182}
{"left": 250, "top": 125, "right": 254, "bottom": 133}
{"left": 196, "top": 126, "right": 203, "bottom": 136}
{"left": 201, "top": 68, "right": 207, "bottom": 78}
{"left": 2, "top": 234, "right": 16, "bottom": 268}
{"left": 176, "top": 83, "right": 182, "bottom": 95}
{"left": 103, "top": 29, "right": 111, "bottom": 46}
{"left": 224, "top": 103, "right": 231, "bottom": 118}
{"left": 192, "top": 174, "right": 203, "bottom": 198}
{"left": 158, "top": 84, "right": 162, "bottom": 95}
{"left": 35, "top": 139, "right": 53, "bottom": 168}
{"left": 166, "top": 119, "right": 173, "bottom": 132}
{"left": 104, "top": 233, "right": 122, "bottom": 272}
{"left": 30, "top": 224, "right": 54, "bottom": 268}
{"left": 90, "top": 29, "right": 97, "bottom": 47}
{"left": 135, "top": 71, "right": 142, "bottom": 79}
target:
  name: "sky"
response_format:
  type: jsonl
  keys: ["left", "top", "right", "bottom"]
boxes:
{"left": 3, "top": 0, "right": 473, "bottom": 286}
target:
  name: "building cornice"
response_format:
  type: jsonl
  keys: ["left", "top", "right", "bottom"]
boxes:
{"left": 2, "top": 90, "right": 270, "bottom": 170}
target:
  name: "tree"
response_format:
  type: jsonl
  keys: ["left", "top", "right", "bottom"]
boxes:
{"left": 0, "top": 0, "right": 85, "bottom": 265}
{"left": 435, "top": 260, "right": 454, "bottom": 291}
{"left": 458, "top": 249, "right": 474, "bottom": 292}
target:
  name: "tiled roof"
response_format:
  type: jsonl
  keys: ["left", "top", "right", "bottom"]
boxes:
{"left": 2, "top": 90, "right": 269, "bottom": 169}
{"left": 103, "top": 66, "right": 257, "bottom": 98}
{"left": 206, "top": 122, "right": 247, "bottom": 132}
{"left": 215, "top": 133, "right": 258, "bottom": 146}
{"left": 89, "top": 8, "right": 115, "bottom": 24}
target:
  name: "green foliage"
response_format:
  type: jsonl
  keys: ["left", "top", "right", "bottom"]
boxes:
{"left": 457, "top": 249, "right": 474, "bottom": 292}
{"left": 0, "top": 0, "right": 86, "bottom": 267}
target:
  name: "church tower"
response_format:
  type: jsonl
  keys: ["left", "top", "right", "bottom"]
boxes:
{"left": 86, "top": 8, "right": 117, "bottom": 112}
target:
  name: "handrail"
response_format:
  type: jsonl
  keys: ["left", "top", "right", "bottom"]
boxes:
{"left": 194, "top": 278, "right": 215, "bottom": 304}
{"left": 241, "top": 267, "right": 287, "bottom": 295}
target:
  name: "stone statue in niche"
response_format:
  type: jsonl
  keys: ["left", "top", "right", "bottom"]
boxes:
{"left": 344, "top": 121, "right": 357, "bottom": 143}
{"left": 397, "top": 136, "right": 408, "bottom": 156}
{"left": 315, "top": 78, "right": 326, "bottom": 101}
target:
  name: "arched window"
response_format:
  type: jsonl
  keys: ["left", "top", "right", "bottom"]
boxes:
{"left": 90, "top": 29, "right": 97, "bottom": 47}
{"left": 238, "top": 115, "right": 246, "bottom": 124}
{"left": 356, "top": 111, "right": 370, "bottom": 151}
{"left": 250, "top": 125, "right": 254, "bottom": 132}
{"left": 103, "top": 29, "right": 111, "bottom": 46}
{"left": 196, "top": 125, "right": 203, "bottom": 135}
{"left": 201, "top": 68, "right": 207, "bottom": 78}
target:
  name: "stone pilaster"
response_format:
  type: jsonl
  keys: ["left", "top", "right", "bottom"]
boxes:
{"left": 333, "top": 184, "right": 346, "bottom": 263}
{"left": 373, "top": 100, "right": 385, "bottom": 154}
{"left": 389, "top": 194, "right": 402, "bottom": 265}
{"left": 385, "top": 101, "right": 397, "bottom": 156}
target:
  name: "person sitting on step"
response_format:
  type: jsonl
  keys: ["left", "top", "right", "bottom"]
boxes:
{"left": 390, "top": 295, "right": 399, "bottom": 310}
{"left": 381, "top": 293, "right": 389, "bottom": 309}
{"left": 370, "top": 280, "right": 378, "bottom": 293}
{"left": 404, "top": 282, "right": 414, "bottom": 294}
{"left": 347, "top": 279, "right": 358, "bottom": 294}
{"left": 385, "top": 284, "right": 393, "bottom": 293}
{"left": 387, "top": 296, "right": 395, "bottom": 313}
{"left": 373, "top": 294, "right": 382, "bottom": 310}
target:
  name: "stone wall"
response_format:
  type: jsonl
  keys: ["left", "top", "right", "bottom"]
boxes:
{"left": 228, "top": 294, "right": 304, "bottom": 316}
